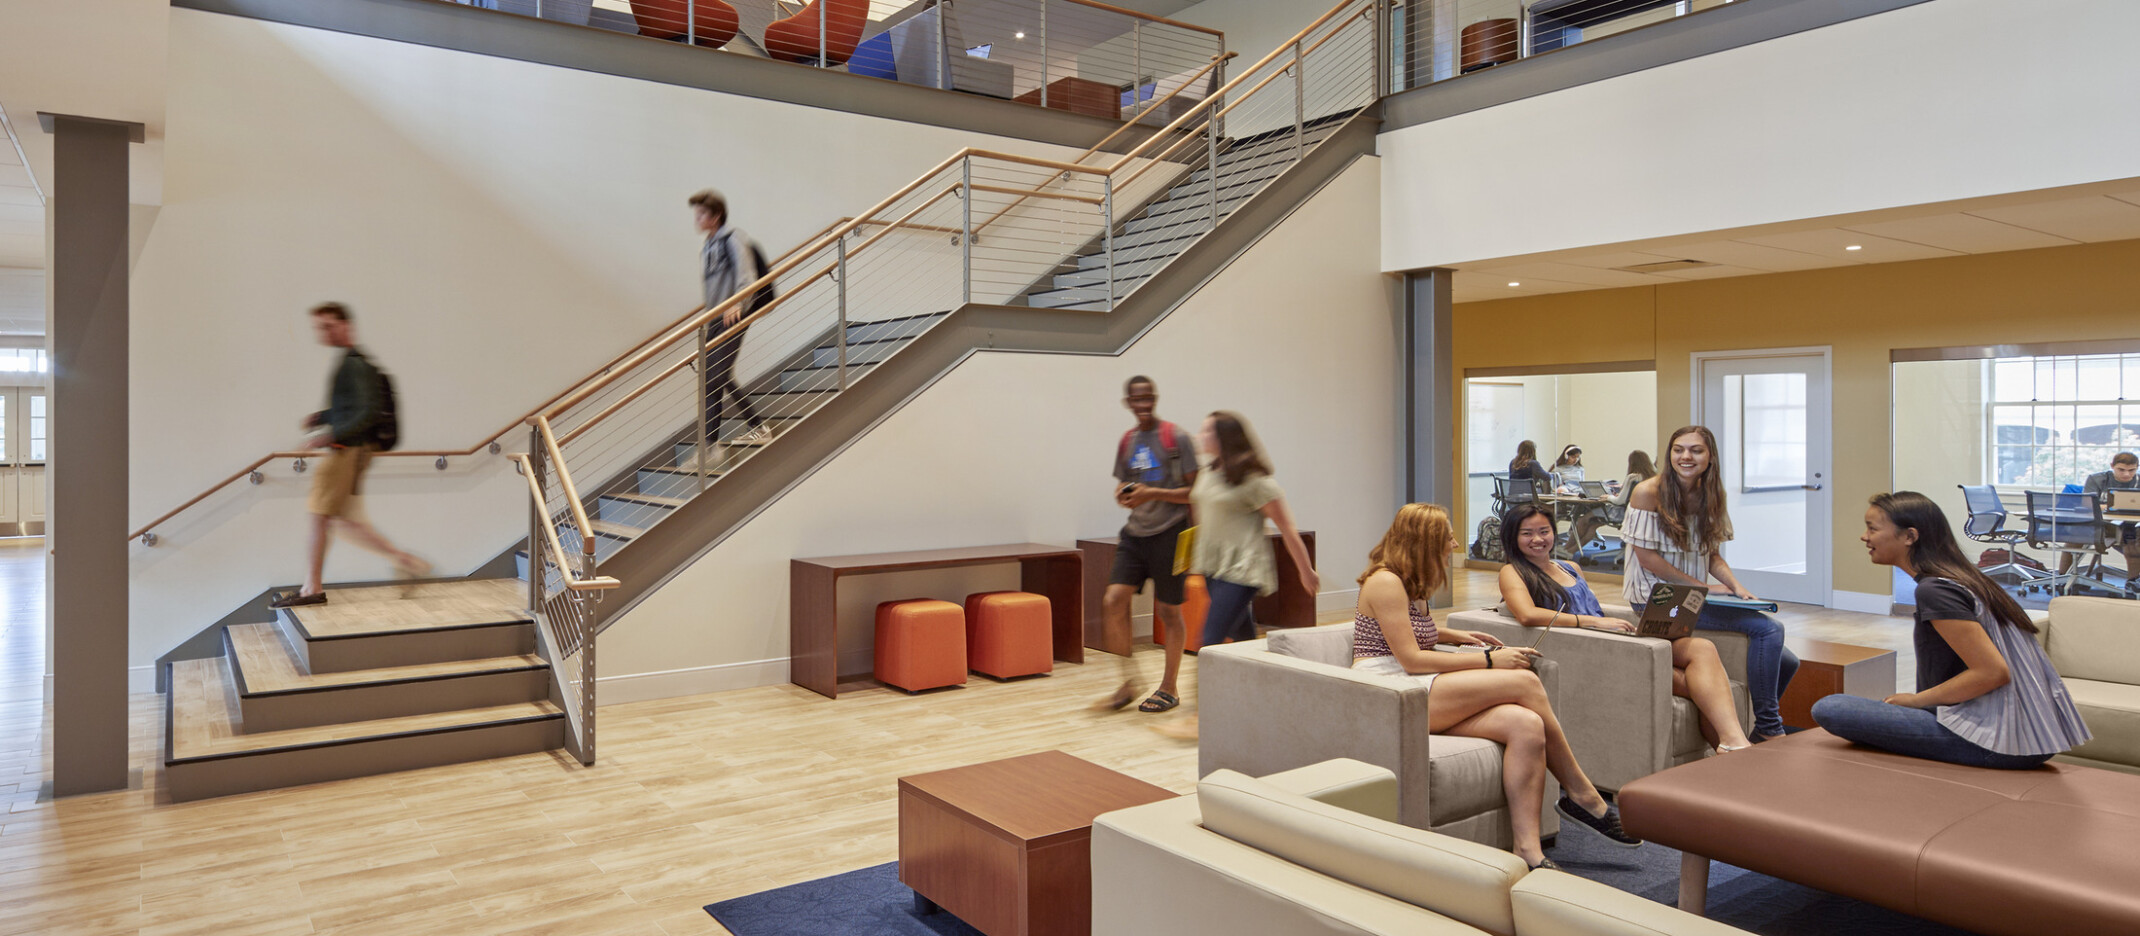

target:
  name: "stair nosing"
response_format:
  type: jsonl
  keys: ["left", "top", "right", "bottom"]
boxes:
{"left": 282, "top": 609, "right": 534, "bottom": 643}
{"left": 169, "top": 709, "right": 564, "bottom": 766}
{"left": 225, "top": 627, "right": 552, "bottom": 700}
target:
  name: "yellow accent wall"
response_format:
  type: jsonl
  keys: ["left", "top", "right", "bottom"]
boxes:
{"left": 1452, "top": 239, "right": 2140, "bottom": 597}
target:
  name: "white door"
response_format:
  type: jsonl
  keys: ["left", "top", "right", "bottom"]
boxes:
{"left": 1695, "top": 349, "right": 1832, "bottom": 605}
{"left": 0, "top": 388, "right": 45, "bottom": 536}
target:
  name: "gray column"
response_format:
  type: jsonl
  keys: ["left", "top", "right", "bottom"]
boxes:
{"left": 41, "top": 112, "right": 142, "bottom": 798}
{"left": 1404, "top": 268, "right": 1455, "bottom": 605}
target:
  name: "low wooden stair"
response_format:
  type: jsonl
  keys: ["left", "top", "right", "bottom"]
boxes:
{"left": 162, "top": 579, "right": 566, "bottom": 801}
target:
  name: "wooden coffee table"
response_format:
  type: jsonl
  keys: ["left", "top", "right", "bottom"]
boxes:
{"left": 1780, "top": 638, "right": 1897, "bottom": 729}
{"left": 898, "top": 751, "right": 1176, "bottom": 936}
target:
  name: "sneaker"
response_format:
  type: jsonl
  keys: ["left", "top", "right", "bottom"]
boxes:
{"left": 1556, "top": 794, "right": 1642, "bottom": 848}
{"left": 736, "top": 424, "right": 776, "bottom": 445}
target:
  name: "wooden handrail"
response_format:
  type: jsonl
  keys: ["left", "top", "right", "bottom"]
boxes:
{"left": 508, "top": 454, "right": 620, "bottom": 591}
{"left": 971, "top": 52, "right": 1235, "bottom": 240}
{"left": 1105, "top": 0, "right": 1363, "bottom": 174}
{"left": 1060, "top": 0, "right": 1225, "bottom": 37}
{"left": 535, "top": 416, "right": 598, "bottom": 557}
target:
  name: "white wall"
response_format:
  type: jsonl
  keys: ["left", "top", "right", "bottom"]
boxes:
{"left": 598, "top": 157, "right": 1395, "bottom": 700}
{"left": 1379, "top": 0, "right": 2140, "bottom": 271}
{"left": 125, "top": 10, "right": 1102, "bottom": 683}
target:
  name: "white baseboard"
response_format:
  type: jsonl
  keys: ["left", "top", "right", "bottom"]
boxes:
{"left": 1829, "top": 590, "right": 1893, "bottom": 615}
{"left": 596, "top": 657, "right": 790, "bottom": 705}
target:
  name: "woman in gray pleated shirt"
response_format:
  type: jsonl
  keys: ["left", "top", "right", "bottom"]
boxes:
{"left": 1813, "top": 491, "right": 2090, "bottom": 768}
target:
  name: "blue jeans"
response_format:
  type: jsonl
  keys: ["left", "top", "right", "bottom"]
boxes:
{"left": 1811, "top": 694, "right": 2053, "bottom": 770}
{"left": 1635, "top": 603, "right": 1799, "bottom": 737}
{"left": 1201, "top": 577, "right": 1261, "bottom": 647}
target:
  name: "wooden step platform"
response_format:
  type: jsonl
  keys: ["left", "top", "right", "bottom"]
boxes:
{"left": 165, "top": 657, "right": 563, "bottom": 802}
{"left": 225, "top": 622, "right": 549, "bottom": 731}
{"left": 162, "top": 577, "right": 569, "bottom": 801}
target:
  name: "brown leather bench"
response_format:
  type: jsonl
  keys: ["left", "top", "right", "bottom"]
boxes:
{"left": 1617, "top": 729, "right": 2140, "bottom": 936}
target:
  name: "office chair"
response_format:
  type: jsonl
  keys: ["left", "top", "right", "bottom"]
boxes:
{"left": 1958, "top": 484, "right": 2052, "bottom": 590}
{"left": 2022, "top": 490, "right": 2132, "bottom": 597}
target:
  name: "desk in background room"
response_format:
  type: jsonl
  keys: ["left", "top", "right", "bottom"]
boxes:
{"left": 1077, "top": 531, "right": 1317, "bottom": 657}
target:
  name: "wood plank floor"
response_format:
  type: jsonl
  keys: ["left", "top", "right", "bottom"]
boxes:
{"left": 288, "top": 580, "right": 528, "bottom": 637}
{"left": 5, "top": 553, "right": 1920, "bottom": 936}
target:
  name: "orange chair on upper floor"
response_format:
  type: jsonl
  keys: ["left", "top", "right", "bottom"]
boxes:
{"left": 762, "top": 0, "right": 871, "bottom": 66}
{"left": 629, "top": 0, "right": 740, "bottom": 49}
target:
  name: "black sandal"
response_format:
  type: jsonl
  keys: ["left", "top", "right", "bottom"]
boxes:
{"left": 1138, "top": 690, "right": 1180, "bottom": 713}
{"left": 270, "top": 591, "right": 327, "bottom": 609}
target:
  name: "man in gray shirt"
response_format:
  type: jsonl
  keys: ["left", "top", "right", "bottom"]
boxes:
{"left": 1103, "top": 376, "right": 1197, "bottom": 713}
{"left": 691, "top": 189, "right": 773, "bottom": 451}
{"left": 2082, "top": 451, "right": 2140, "bottom": 581}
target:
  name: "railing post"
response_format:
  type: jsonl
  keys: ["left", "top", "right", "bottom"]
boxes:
{"left": 836, "top": 236, "right": 850, "bottom": 390}
{"left": 694, "top": 322, "right": 712, "bottom": 490}
{"left": 818, "top": 0, "right": 827, "bottom": 66}
{"left": 1039, "top": 0, "right": 1050, "bottom": 108}
{"left": 1131, "top": 21, "right": 1142, "bottom": 117}
{"left": 1102, "top": 177, "right": 1115, "bottom": 311}
{"left": 579, "top": 630, "right": 596, "bottom": 764}
{"left": 960, "top": 160, "right": 973, "bottom": 305}
{"left": 1206, "top": 115, "right": 1221, "bottom": 227}
{"left": 1293, "top": 39, "right": 1306, "bottom": 163}
{"left": 526, "top": 430, "right": 545, "bottom": 614}
{"left": 935, "top": 1, "right": 950, "bottom": 89}
{"left": 685, "top": 0, "right": 694, "bottom": 46}
{"left": 1373, "top": 0, "right": 1390, "bottom": 98}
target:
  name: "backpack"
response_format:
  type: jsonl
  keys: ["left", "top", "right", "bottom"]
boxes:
{"left": 1118, "top": 421, "right": 1185, "bottom": 484}
{"left": 369, "top": 362, "right": 400, "bottom": 452}
{"left": 745, "top": 240, "right": 777, "bottom": 314}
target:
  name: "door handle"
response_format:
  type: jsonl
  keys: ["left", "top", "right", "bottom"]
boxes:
{"left": 1801, "top": 484, "right": 1824, "bottom": 491}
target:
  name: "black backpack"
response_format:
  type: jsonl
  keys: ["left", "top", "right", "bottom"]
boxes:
{"left": 369, "top": 363, "right": 400, "bottom": 451}
{"left": 746, "top": 241, "right": 777, "bottom": 314}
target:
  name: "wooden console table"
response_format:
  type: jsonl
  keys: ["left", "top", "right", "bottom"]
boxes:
{"left": 790, "top": 544, "right": 1084, "bottom": 698}
{"left": 1077, "top": 531, "right": 1317, "bottom": 657}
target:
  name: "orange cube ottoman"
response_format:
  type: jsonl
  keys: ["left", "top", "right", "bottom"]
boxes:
{"left": 963, "top": 591, "right": 1054, "bottom": 679}
{"left": 874, "top": 599, "right": 968, "bottom": 692}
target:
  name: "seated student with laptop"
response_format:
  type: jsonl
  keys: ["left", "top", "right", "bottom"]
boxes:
{"left": 1495, "top": 503, "right": 1755, "bottom": 753}
{"left": 2083, "top": 452, "right": 2140, "bottom": 583}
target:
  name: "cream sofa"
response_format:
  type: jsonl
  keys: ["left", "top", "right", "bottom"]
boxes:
{"left": 2039, "top": 595, "right": 2140, "bottom": 774}
{"left": 1446, "top": 604, "right": 1752, "bottom": 792}
{"left": 1197, "top": 624, "right": 1560, "bottom": 847}
{"left": 1093, "top": 758, "right": 1752, "bottom": 936}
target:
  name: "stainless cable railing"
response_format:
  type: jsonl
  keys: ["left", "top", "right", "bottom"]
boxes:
{"left": 1389, "top": 0, "right": 1746, "bottom": 90}
{"left": 519, "top": 0, "right": 1384, "bottom": 752}
{"left": 457, "top": 0, "right": 1224, "bottom": 123}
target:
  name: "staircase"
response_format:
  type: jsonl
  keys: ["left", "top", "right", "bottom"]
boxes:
{"left": 1021, "top": 113, "right": 1352, "bottom": 312}
{"left": 162, "top": 580, "right": 564, "bottom": 801}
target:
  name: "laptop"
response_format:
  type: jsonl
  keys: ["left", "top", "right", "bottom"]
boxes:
{"left": 2110, "top": 489, "right": 2140, "bottom": 514}
{"left": 1637, "top": 583, "right": 1708, "bottom": 640}
{"left": 1579, "top": 480, "right": 1609, "bottom": 498}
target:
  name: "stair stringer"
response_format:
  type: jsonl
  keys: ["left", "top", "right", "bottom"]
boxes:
{"left": 587, "top": 105, "right": 1381, "bottom": 630}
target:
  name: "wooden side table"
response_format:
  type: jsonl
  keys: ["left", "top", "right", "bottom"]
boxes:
{"left": 899, "top": 751, "right": 1176, "bottom": 936}
{"left": 1780, "top": 638, "right": 1898, "bottom": 729}
{"left": 1077, "top": 531, "right": 1317, "bottom": 656}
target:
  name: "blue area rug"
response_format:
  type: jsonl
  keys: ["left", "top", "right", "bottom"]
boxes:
{"left": 707, "top": 835, "right": 1975, "bottom": 936}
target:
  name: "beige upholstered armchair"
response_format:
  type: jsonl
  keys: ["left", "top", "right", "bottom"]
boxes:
{"left": 1446, "top": 604, "right": 1751, "bottom": 792}
{"left": 1196, "top": 623, "right": 1560, "bottom": 848}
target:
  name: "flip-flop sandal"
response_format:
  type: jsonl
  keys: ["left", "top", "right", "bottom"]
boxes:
{"left": 1138, "top": 690, "right": 1180, "bottom": 713}
{"left": 270, "top": 591, "right": 327, "bottom": 609}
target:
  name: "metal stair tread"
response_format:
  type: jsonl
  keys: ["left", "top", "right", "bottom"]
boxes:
{"left": 600, "top": 492, "right": 689, "bottom": 507}
{"left": 168, "top": 657, "right": 562, "bottom": 763}
{"left": 224, "top": 623, "right": 546, "bottom": 697}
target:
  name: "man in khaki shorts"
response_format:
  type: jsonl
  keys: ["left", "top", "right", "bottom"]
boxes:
{"left": 271, "top": 303, "right": 428, "bottom": 608}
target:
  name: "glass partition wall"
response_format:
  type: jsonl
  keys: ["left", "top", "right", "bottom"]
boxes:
{"left": 1463, "top": 366, "right": 1656, "bottom": 571}
{"left": 1892, "top": 345, "right": 2140, "bottom": 608}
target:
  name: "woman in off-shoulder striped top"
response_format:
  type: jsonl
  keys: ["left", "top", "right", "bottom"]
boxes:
{"left": 1623, "top": 426, "right": 1800, "bottom": 741}
{"left": 1351, "top": 504, "right": 1639, "bottom": 871}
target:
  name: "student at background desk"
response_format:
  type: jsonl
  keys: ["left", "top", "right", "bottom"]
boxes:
{"left": 2082, "top": 451, "right": 2140, "bottom": 585}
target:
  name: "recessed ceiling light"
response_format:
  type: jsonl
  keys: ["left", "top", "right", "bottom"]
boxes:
{"left": 1015, "top": 30, "right": 1026, "bottom": 39}
{"left": 1845, "top": 244, "right": 1863, "bottom": 251}
{"left": 1508, "top": 281, "right": 1521, "bottom": 287}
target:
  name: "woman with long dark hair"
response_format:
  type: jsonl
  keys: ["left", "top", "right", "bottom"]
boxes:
{"left": 1354, "top": 504, "right": 1639, "bottom": 869}
{"left": 1622, "top": 426, "right": 1799, "bottom": 741}
{"left": 1813, "top": 492, "right": 2090, "bottom": 768}
{"left": 1509, "top": 440, "right": 1553, "bottom": 489}
{"left": 1603, "top": 450, "right": 1656, "bottom": 508}
{"left": 1190, "top": 410, "right": 1316, "bottom": 649}
{"left": 1496, "top": 503, "right": 1752, "bottom": 752}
